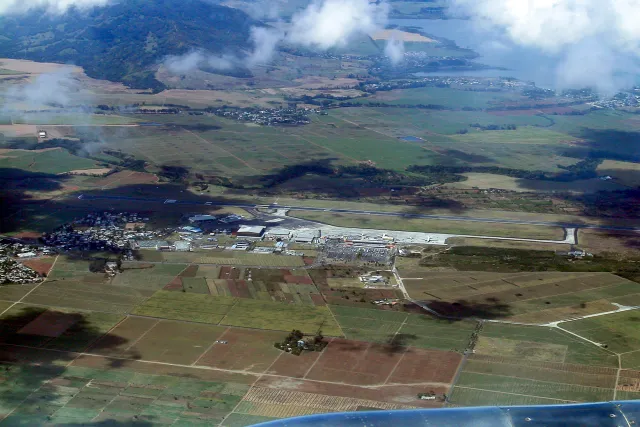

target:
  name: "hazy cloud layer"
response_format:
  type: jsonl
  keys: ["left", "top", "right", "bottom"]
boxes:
{"left": 164, "top": 50, "right": 237, "bottom": 74}
{"left": 287, "top": 0, "right": 388, "bottom": 49}
{"left": 0, "top": 0, "right": 109, "bottom": 15}
{"left": 246, "top": 26, "right": 284, "bottom": 67}
{"left": 3, "top": 68, "right": 80, "bottom": 109}
{"left": 450, "top": 0, "right": 640, "bottom": 93}
{"left": 166, "top": 0, "right": 391, "bottom": 74}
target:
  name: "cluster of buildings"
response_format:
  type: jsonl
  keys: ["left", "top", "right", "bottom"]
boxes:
{"left": 0, "top": 241, "right": 43, "bottom": 284}
{"left": 207, "top": 107, "right": 314, "bottom": 126}
{"left": 0, "top": 256, "right": 40, "bottom": 284}
{"left": 361, "top": 75, "right": 525, "bottom": 94}
{"left": 42, "top": 212, "right": 160, "bottom": 254}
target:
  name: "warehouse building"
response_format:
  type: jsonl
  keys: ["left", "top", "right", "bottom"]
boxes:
{"left": 237, "top": 225, "right": 266, "bottom": 237}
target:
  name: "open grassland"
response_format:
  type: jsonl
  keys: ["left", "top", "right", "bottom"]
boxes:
{"left": 158, "top": 251, "right": 306, "bottom": 267}
{"left": 290, "top": 211, "right": 564, "bottom": 240}
{"left": 479, "top": 323, "right": 618, "bottom": 367}
{"left": 400, "top": 270, "right": 640, "bottom": 323}
{"left": 450, "top": 372, "right": 611, "bottom": 405}
{"left": 133, "top": 290, "right": 342, "bottom": 336}
{"left": 597, "top": 159, "right": 640, "bottom": 186}
{"left": 329, "top": 305, "right": 477, "bottom": 352}
{"left": 560, "top": 310, "right": 640, "bottom": 357}
{"left": 99, "top": 113, "right": 443, "bottom": 177}
{"left": 12, "top": 114, "right": 138, "bottom": 125}
{"left": 0, "top": 148, "right": 100, "bottom": 174}
{"left": 578, "top": 229, "right": 640, "bottom": 257}
{"left": 446, "top": 237, "right": 571, "bottom": 252}
{"left": 360, "top": 87, "right": 526, "bottom": 109}
{"left": 447, "top": 321, "right": 625, "bottom": 405}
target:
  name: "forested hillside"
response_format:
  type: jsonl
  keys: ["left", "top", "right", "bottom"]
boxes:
{"left": 0, "top": 0, "right": 259, "bottom": 91}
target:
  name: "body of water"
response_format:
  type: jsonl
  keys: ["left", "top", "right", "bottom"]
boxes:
{"left": 390, "top": 18, "right": 559, "bottom": 86}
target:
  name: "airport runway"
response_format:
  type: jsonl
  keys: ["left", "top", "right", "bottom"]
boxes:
{"left": 77, "top": 194, "right": 640, "bottom": 232}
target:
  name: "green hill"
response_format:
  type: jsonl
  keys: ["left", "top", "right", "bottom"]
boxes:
{"left": 0, "top": 0, "right": 260, "bottom": 91}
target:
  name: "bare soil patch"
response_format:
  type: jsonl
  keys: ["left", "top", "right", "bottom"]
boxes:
{"left": 0, "top": 58, "right": 82, "bottom": 74}
{"left": 388, "top": 348, "right": 462, "bottom": 384}
{"left": 21, "top": 258, "right": 54, "bottom": 276}
{"left": 304, "top": 338, "right": 405, "bottom": 386}
{"left": 267, "top": 349, "right": 323, "bottom": 378}
{"left": 18, "top": 311, "right": 79, "bottom": 337}
{"left": 196, "top": 328, "right": 283, "bottom": 372}
{"left": 0, "top": 124, "right": 37, "bottom": 137}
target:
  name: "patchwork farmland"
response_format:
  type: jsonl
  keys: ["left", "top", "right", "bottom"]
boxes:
{"left": 399, "top": 269, "right": 640, "bottom": 323}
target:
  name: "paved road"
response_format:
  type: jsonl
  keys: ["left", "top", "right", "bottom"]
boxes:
{"left": 77, "top": 194, "right": 640, "bottom": 232}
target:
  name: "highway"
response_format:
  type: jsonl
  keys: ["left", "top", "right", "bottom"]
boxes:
{"left": 77, "top": 194, "right": 640, "bottom": 232}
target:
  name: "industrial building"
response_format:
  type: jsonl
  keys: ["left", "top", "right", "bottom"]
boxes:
{"left": 237, "top": 225, "right": 266, "bottom": 237}
{"left": 188, "top": 215, "right": 216, "bottom": 222}
{"left": 265, "top": 228, "right": 292, "bottom": 240}
{"left": 293, "top": 230, "right": 320, "bottom": 243}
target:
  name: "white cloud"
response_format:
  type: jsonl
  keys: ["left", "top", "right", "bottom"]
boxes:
{"left": 164, "top": 50, "right": 238, "bottom": 74}
{"left": 246, "top": 27, "right": 284, "bottom": 67}
{"left": 0, "top": 0, "right": 109, "bottom": 15}
{"left": 287, "top": 0, "right": 389, "bottom": 50}
{"left": 450, "top": 0, "right": 640, "bottom": 93}
{"left": 384, "top": 32, "right": 405, "bottom": 65}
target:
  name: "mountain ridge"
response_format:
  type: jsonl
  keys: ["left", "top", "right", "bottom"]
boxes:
{"left": 0, "top": 0, "right": 261, "bottom": 91}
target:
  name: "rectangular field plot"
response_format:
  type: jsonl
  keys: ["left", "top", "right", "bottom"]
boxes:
{"left": 304, "top": 339, "right": 404, "bottom": 386}
{"left": 330, "top": 305, "right": 477, "bottom": 351}
{"left": 194, "top": 253, "right": 306, "bottom": 267}
{"left": 89, "top": 317, "right": 227, "bottom": 365}
{"left": 111, "top": 264, "right": 188, "bottom": 291}
{"left": 479, "top": 323, "right": 618, "bottom": 367}
{"left": 0, "top": 360, "right": 252, "bottom": 426}
{"left": 195, "top": 328, "right": 283, "bottom": 372}
{"left": 454, "top": 372, "right": 613, "bottom": 402}
{"left": 404, "top": 271, "right": 640, "bottom": 324}
{"left": 238, "top": 386, "right": 412, "bottom": 416}
{"left": 388, "top": 348, "right": 462, "bottom": 385}
{"left": 463, "top": 358, "right": 617, "bottom": 388}
{"left": 133, "top": 291, "right": 342, "bottom": 336}
{"left": 448, "top": 387, "right": 571, "bottom": 406}
{"left": 21, "top": 280, "right": 151, "bottom": 314}
{"left": 399, "top": 315, "right": 477, "bottom": 352}
{"left": 266, "top": 350, "right": 322, "bottom": 379}
{"left": 0, "top": 304, "right": 123, "bottom": 352}
{"left": 132, "top": 291, "right": 236, "bottom": 323}
{"left": 221, "top": 299, "right": 342, "bottom": 336}
{"left": 560, "top": 310, "right": 640, "bottom": 355}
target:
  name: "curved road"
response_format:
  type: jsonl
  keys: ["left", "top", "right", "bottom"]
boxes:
{"left": 77, "top": 194, "right": 639, "bottom": 232}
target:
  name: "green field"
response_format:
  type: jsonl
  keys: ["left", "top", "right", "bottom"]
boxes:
{"left": 362, "top": 87, "right": 526, "bottom": 109}
{"left": 0, "top": 148, "right": 100, "bottom": 174}
{"left": 0, "top": 361, "right": 253, "bottom": 426}
{"left": 448, "top": 387, "right": 571, "bottom": 406}
{"left": 133, "top": 291, "right": 343, "bottom": 336}
{"left": 330, "top": 305, "right": 477, "bottom": 351}
{"left": 454, "top": 372, "right": 612, "bottom": 402}
{"left": 560, "top": 310, "right": 640, "bottom": 356}
{"left": 479, "top": 323, "right": 618, "bottom": 367}
{"left": 13, "top": 114, "right": 138, "bottom": 125}
{"left": 290, "top": 211, "right": 565, "bottom": 240}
